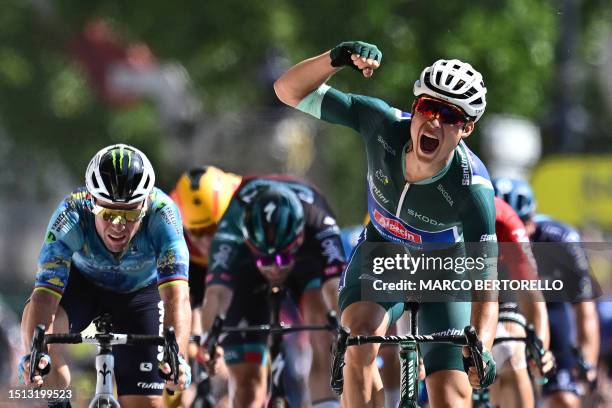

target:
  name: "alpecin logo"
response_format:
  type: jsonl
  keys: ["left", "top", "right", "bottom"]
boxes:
{"left": 373, "top": 210, "right": 422, "bottom": 244}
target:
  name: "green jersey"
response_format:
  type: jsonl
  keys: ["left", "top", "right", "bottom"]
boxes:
{"left": 297, "top": 85, "right": 497, "bottom": 278}
{"left": 296, "top": 84, "right": 497, "bottom": 375}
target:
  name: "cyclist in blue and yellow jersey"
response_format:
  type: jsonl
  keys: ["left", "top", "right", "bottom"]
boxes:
{"left": 275, "top": 41, "right": 498, "bottom": 407}
{"left": 18, "top": 144, "right": 192, "bottom": 408}
{"left": 200, "top": 176, "right": 346, "bottom": 408}
{"left": 494, "top": 177, "right": 600, "bottom": 408}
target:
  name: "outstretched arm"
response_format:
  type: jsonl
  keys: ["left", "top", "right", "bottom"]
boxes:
{"left": 274, "top": 51, "right": 339, "bottom": 107}
{"left": 274, "top": 41, "right": 381, "bottom": 107}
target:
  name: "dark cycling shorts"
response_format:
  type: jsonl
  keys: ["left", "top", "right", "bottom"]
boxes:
{"left": 59, "top": 265, "right": 165, "bottom": 396}
{"left": 220, "top": 257, "right": 321, "bottom": 366}
{"left": 188, "top": 263, "right": 207, "bottom": 309}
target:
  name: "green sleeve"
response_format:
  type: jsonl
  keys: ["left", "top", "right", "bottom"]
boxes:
{"left": 296, "top": 84, "right": 399, "bottom": 138}
{"left": 460, "top": 186, "right": 498, "bottom": 281}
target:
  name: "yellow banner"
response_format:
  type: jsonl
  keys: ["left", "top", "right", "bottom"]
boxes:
{"left": 531, "top": 156, "right": 612, "bottom": 228}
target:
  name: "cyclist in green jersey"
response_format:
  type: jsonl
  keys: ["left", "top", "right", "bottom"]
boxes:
{"left": 275, "top": 41, "right": 498, "bottom": 407}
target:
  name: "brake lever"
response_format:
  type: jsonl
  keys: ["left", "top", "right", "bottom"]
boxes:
{"left": 525, "top": 325, "right": 544, "bottom": 372}
{"left": 326, "top": 310, "right": 340, "bottom": 331}
{"left": 464, "top": 326, "right": 485, "bottom": 388}
{"left": 331, "top": 326, "right": 350, "bottom": 396}
{"left": 163, "top": 327, "right": 180, "bottom": 384}
{"left": 207, "top": 315, "right": 225, "bottom": 359}
{"left": 29, "top": 325, "right": 47, "bottom": 383}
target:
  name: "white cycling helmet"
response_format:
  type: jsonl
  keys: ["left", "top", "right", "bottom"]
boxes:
{"left": 85, "top": 144, "right": 155, "bottom": 205}
{"left": 413, "top": 59, "right": 487, "bottom": 122}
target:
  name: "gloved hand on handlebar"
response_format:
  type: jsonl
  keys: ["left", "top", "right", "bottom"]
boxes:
{"left": 18, "top": 354, "right": 51, "bottom": 386}
{"left": 197, "top": 336, "right": 225, "bottom": 376}
{"left": 529, "top": 348, "right": 555, "bottom": 378}
{"left": 463, "top": 347, "right": 497, "bottom": 389}
{"left": 160, "top": 354, "right": 191, "bottom": 391}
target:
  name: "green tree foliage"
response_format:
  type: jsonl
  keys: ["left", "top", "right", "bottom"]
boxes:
{"left": 1, "top": 0, "right": 611, "bottom": 223}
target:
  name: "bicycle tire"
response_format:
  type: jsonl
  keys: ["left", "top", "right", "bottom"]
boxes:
{"left": 268, "top": 396, "right": 288, "bottom": 408}
{"left": 90, "top": 396, "right": 120, "bottom": 408}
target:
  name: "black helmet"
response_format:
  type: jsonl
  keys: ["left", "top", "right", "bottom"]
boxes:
{"left": 85, "top": 144, "right": 155, "bottom": 204}
{"left": 241, "top": 186, "right": 305, "bottom": 255}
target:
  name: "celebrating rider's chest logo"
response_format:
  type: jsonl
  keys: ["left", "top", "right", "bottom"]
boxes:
{"left": 373, "top": 210, "right": 422, "bottom": 244}
{"left": 405, "top": 208, "right": 445, "bottom": 226}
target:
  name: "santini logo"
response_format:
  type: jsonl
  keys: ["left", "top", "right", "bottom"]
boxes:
{"left": 137, "top": 382, "right": 165, "bottom": 390}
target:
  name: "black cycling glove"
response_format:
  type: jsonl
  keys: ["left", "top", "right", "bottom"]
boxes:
{"left": 330, "top": 41, "right": 382, "bottom": 71}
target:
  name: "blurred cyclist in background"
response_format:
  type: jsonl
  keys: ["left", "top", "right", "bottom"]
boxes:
{"left": 169, "top": 166, "right": 241, "bottom": 407}
{"left": 171, "top": 167, "right": 241, "bottom": 343}
{"left": 18, "top": 144, "right": 192, "bottom": 408}
{"left": 488, "top": 192, "right": 555, "bottom": 408}
{"left": 201, "top": 176, "right": 346, "bottom": 408}
{"left": 494, "top": 177, "right": 600, "bottom": 408}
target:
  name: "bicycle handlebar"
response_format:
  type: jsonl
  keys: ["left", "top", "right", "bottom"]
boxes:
{"left": 205, "top": 311, "right": 339, "bottom": 350}
{"left": 28, "top": 324, "right": 180, "bottom": 384}
{"left": 330, "top": 325, "right": 487, "bottom": 395}
{"left": 42, "top": 333, "right": 166, "bottom": 346}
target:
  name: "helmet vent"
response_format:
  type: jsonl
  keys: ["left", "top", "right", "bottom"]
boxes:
{"left": 142, "top": 174, "right": 150, "bottom": 189}
{"left": 453, "top": 80, "right": 466, "bottom": 91}
{"left": 188, "top": 167, "right": 207, "bottom": 190}
{"left": 435, "top": 71, "right": 442, "bottom": 84}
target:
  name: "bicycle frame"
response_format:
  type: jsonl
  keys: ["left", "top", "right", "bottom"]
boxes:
{"left": 399, "top": 303, "right": 419, "bottom": 405}
{"left": 90, "top": 340, "right": 120, "bottom": 408}
{"left": 268, "top": 284, "right": 287, "bottom": 403}
{"left": 332, "top": 302, "right": 486, "bottom": 408}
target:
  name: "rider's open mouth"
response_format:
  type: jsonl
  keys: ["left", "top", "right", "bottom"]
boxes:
{"left": 108, "top": 234, "right": 127, "bottom": 242}
{"left": 420, "top": 134, "right": 440, "bottom": 154}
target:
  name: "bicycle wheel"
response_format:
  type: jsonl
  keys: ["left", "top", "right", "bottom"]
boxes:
{"left": 90, "top": 396, "right": 120, "bottom": 408}
{"left": 268, "top": 396, "right": 288, "bottom": 408}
